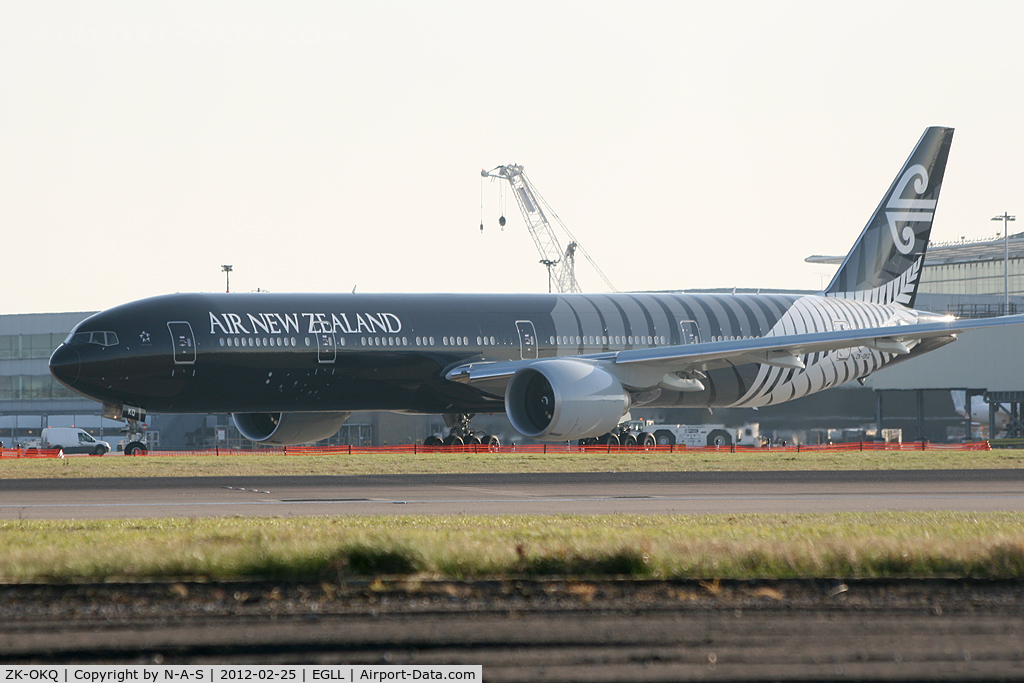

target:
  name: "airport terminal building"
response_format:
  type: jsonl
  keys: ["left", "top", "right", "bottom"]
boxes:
{"left": 4, "top": 233, "right": 1024, "bottom": 448}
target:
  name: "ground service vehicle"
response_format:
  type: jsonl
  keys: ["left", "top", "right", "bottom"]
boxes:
{"left": 40, "top": 427, "right": 110, "bottom": 455}
{"left": 624, "top": 420, "right": 761, "bottom": 447}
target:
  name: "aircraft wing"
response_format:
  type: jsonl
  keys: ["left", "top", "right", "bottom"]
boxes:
{"left": 446, "top": 314, "right": 1024, "bottom": 389}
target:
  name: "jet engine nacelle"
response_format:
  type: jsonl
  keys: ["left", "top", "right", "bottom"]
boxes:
{"left": 232, "top": 411, "right": 351, "bottom": 445}
{"left": 504, "top": 359, "right": 630, "bottom": 441}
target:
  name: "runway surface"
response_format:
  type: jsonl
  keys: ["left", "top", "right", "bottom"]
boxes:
{"left": 2, "top": 469, "right": 1023, "bottom": 518}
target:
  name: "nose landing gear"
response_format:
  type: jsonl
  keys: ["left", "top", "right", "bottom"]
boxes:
{"left": 103, "top": 403, "right": 149, "bottom": 455}
{"left": 121, "top": 417, "right": 149, "bottom": 455}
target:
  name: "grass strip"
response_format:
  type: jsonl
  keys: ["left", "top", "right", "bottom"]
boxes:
{"left": 2, "top": 512, "right": 1023, "bottom": 581}
{"left": 2, "top": 448, "right": 1024, "bottom": 479}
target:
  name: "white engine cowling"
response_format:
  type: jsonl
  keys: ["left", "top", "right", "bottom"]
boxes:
{"left": 504, "top": 359, "right": 630, "bottom": 441}
{"left": 232, "top": 411, "right": 351, "bottom": 445}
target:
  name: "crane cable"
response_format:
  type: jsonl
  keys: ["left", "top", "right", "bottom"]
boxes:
{"left": 529, "top": 181, "right": 617, "bottom": 293}
{"left": 498, "top": 181, "right": 506, "bottom": 229}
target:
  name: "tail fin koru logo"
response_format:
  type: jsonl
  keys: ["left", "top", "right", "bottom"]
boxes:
{"left": 886, "top": 164, "right": 936, "bottom": 255}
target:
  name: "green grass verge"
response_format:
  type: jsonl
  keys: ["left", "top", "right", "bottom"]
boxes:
{"left": 3, "top": 448, "right": 1024, "bottom": 479}
{"left": 2, "top": 512, "right": 1023, "bottom": 581}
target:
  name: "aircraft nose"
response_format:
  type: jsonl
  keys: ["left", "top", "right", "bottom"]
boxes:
{"left": 49, "top": 344, "right": 81, "bottom": 386}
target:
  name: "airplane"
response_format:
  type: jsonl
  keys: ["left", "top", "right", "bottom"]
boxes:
{"left": 49, "top": 126, "right": 1024, "bottom": 449}
{"left": 951, "top": 390, "right": 1011, "bottom": 434}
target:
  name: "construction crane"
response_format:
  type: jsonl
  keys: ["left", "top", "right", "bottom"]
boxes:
{"left": 481, "top": 164, "right": 615, "bottom": 294}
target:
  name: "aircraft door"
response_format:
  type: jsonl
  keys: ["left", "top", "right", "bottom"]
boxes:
{"left": 167, "top": 322, "right": 196, "bottom": 365}
{"left": 679, "top": 320, "right": 701, "bottom": 345}
{"left": 317, "top": 332, "right": 337, "bottom": 364}
{"left": 515, "top": 320, "right": 538, "bottom": 360}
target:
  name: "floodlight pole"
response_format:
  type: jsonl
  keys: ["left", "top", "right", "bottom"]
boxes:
{"left": 539, "top": 259, "right": 558, "bottom": 293}
{"left": 221, "top": 265, "right": 233, "bottom": 294}
{"left": 991, "top": 213, "right": 1016, "bottom": 313}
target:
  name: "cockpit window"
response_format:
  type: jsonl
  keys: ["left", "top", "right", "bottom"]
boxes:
{"left": 65, "top": 331, "right": 119, "bottom": 347}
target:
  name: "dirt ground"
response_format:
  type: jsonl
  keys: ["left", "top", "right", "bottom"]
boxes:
{"left": 2, "top": 578, "right": 1023, "bottom": 681}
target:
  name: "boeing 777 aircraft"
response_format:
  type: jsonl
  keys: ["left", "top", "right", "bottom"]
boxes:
{"left": 49, "top": 127, "right": 1024, "bottom": 448}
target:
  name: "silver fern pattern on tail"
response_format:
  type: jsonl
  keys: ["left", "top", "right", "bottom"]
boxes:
{"left": 827, "top": 255, "right": 922, "bottom": 305}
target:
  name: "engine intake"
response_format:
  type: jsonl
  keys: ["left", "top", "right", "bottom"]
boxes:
{"left": 505, "top": 359, "right": 629, "bottom": 441}
{"left": 232, "top": 411, "right": 351, "bottom": 445}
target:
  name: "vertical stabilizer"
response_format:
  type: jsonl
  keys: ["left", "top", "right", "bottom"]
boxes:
{"left": 825, "top": 127, "right": 954, "bottom": 307}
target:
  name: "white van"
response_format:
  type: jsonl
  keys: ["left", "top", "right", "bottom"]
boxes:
{"left": 41, "top": 428, "right": 111, "bottom": 455}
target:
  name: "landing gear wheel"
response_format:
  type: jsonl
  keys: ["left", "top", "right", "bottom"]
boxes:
{"left": 423, "top": 435, "right": 443, "bottom": 447}
{"left": 639, "top": 432, "right": 656, "bottom": 448}
{"left": 124, "top": 441, "right": 147, "bottom": 456}
{"left": 466, "top": 435, "right": 483, "bottom": 446}
{"left": 443, "top": 434, "right": 465, "bottom": 446}
{"left": 621, "top": 433, "right": 638, "bottom": 447}
{"left": 599, "top": 433, "right": 620, "bottom": 446}
{"left": 482, "top": 434, "right": 500, "bottom": 450}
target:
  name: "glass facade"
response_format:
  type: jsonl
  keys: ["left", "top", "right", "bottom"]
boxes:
{"left": 0, "top": 333, "right": 64, "bottom": 360}
{"left": 0, "top": 375, "right": 80, "bottom": 400}
{"left": 919, "top": 258, "right": 1024, "bottom": 296}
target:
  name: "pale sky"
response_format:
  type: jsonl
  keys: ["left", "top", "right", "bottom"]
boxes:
{"left": 2, "top": 1, "right": 1022, "bottom": 314}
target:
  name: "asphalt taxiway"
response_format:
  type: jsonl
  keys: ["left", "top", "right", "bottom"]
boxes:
{"left": 1, "top": 469, "right": 1023, "bottom": 519}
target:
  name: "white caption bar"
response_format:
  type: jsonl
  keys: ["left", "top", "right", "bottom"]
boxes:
{"left": 0, "top": 667, "right": 481, "bottom": 683}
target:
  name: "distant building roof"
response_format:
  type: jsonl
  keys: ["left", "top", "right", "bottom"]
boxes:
{"left": 806, "top": 232, "right": 1024, "bottom": 266}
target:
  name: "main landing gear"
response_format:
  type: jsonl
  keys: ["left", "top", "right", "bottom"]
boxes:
{"left": 578, "top": 426, "right": 656, "bottom": 447}
{"left": 423, "top": 413, "right": 501, "bottom": 448}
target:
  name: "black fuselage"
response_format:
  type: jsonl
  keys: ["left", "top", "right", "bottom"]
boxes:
{"left": 51, "top": 290, "right": 822, "bottom": 415}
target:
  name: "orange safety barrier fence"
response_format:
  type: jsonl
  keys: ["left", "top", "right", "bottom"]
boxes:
{"left": 0, "top": 441, "right": 993, "bottom": 459}
{"left": 0, "top": 448, "right": 64, "bottom": 459}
